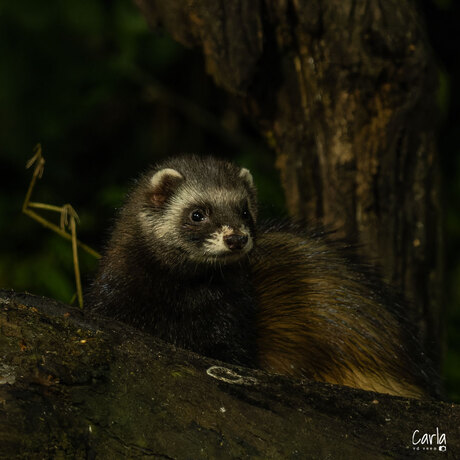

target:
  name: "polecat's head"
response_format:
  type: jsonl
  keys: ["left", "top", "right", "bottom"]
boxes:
{"left": 136, "top": 156, "right": 257, "bottom": 267}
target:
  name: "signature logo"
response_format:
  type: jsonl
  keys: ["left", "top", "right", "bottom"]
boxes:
{"left": 412, "top": 427, "right": 447, "bottom": 452}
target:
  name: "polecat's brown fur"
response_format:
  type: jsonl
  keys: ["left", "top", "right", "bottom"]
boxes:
{"left": 251, "top": 226, "right": 437, "bottom": 398}
{"left": 88, "top": 155, "right": 439, "bottom": 399}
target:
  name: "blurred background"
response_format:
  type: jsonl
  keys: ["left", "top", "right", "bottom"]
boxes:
{"left": 0, "top": 0, "right": 458, "bottom": 400}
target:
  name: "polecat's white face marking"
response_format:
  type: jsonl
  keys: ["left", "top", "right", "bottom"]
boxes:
{"left": 199, "top": 224, "right": 253, "bottom": 261}
{"left": 205, "top": 225, "right": 234, "bottom": 255}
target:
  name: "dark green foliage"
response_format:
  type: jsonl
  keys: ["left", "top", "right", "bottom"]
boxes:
{"left": 0, "top": 0, "right": 282, "bottom": 303}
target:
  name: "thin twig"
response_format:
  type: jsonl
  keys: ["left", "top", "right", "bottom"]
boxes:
{"left": 70, "top": 214, "right": 83, "bottom": 308}
{"left": 22, "top": 208, "right": 100, "bottom": 259}
{"left": 28, "top": 202, "right": 66, "bottom": 213}
{"left": 22, "top": 145, "right": 101, "bottom": 260}
{"left": 22, "top": 144, "right": 45, "bottom": 213}
{"left": 22, "top": 145, "right": 102, "bottom": 308}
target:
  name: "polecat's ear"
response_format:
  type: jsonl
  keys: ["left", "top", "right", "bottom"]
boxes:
{"left": 149, "top": 168, "right": 184, "bottom": 207}
{"left": 239, "top": 167, "right": 254, "bottom": 187}
{"left": 239, "top": 167, "right": 258, "bottom": 220}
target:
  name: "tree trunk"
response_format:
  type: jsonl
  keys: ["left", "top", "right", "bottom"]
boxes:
{"left": 133, "top": 0, "right": 443, "bottom": 365}
{"left": 1, "top": 291, "right": 458, "bottom": 458}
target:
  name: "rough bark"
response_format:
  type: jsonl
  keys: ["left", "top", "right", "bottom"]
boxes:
{"left": 0, "top": 290, "right": 458, "bottom": 458}
{"left": 133, "top": 0, "right": 443, "bottom": 365}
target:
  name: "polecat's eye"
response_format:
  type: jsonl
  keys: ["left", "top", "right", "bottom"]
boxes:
{"left": 242, "top": 209, "right": 250, "bottom": 220}
{"left": 191, "top": 210, "right": 206, "bottom": 222}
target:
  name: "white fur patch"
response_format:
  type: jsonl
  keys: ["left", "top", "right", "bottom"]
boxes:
{"left": 204, "top": 225, "right": 233, "bottom": 255}
{"left": 150, "top": 168, "right": 184, "bottom": 188}
{"left": 203, "top": 224, "right": 253, "bottom": 257}
{"left": 239, "top": 167, "right": 253, "bottom": 186}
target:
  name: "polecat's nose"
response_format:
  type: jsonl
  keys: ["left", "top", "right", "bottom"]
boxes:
{"left": 224, "top": 234, "right": 248, "bottom": 251}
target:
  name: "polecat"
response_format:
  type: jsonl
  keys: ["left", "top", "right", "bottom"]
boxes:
{"left": 87, "top": 155, "right": 438, "bottom": 398}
